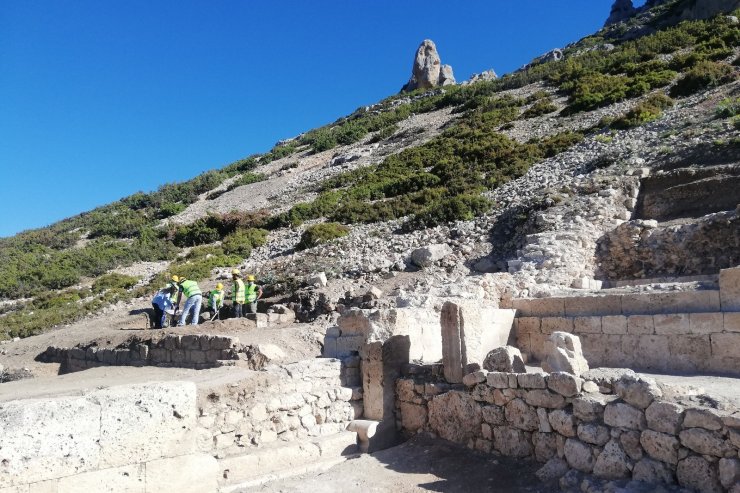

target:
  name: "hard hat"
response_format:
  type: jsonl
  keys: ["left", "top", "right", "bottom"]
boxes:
{"left": 171, "top": 275, "right": 179, "bottom": 282}
{"left": 231, "top": 269, "right": 241, "bottom": 276}
{"left": 247, "top": 275, "right": 256, "bottom": 282}
{"left": 216, "top": 283, "right": 223, "bottom": 290}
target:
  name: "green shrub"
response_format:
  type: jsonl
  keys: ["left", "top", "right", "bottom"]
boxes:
{"left": 404, "top": 194, "right": 492, "bottom": 231}
{"left": 156, "top": 202, "right": 186, "bottom": 219}
{"left": 563, "top": 73, "right": 630, "bottom": 113}
{"left": 296, "top": 223, "right": 349, "bottom": 250}
{"left": 716, "top": 97, "right": 740, "bottom": 118}
{"left": 172, "top": 221, "right": 220, "bottom": 247}
{"left": 670, "top": 61, "right": 735, "bottom": 97}
{"left": 522, "top": 97, "right": 558, "bottom": 118}
{"left": 612, "top": 93, "right": 675, "bottom": 129}
{"left": 222, "top": 228, "right": 268, "bottom": 257}
{"left": 92, "top": 273, "right": 139, "bottom": 293}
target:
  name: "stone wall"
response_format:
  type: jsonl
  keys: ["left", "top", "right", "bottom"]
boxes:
{"left": 0, "top": 381, "right": 218, "bottom": 493}
{"left": 396, "top": 366, "right": 740, "bottom": 492}
{"left": 41, "top": 334, "right": 241, "bottom": 373}
{"left": 513, "top": 267, "right": 740, "bottom": 375}
{"left": 195, "top": 358, "right": 363, "bottom": 458}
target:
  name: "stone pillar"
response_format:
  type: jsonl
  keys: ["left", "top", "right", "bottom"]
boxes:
{"left": 442, "top": 302, "right": 465, "bottom": 383}
{"left": 360, "top": 335, "right": 410, "bottom": 452}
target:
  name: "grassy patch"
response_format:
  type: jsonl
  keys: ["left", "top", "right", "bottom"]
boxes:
{"left": 296, "top": 223, "right": 350, "bottom": 250}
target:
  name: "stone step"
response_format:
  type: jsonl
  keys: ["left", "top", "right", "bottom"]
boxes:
{"left": 217, "top": 432, "right": 358, "bottom": 490}
{"left": 603, "top": 273, "right": 718, "bottom": 289}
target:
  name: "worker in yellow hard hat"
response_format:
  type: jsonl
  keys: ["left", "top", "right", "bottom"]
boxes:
{"left": 201, "top": 282, "right": 225, "bottom": 322}
{"left": 231, "top": 269, "right": 246, "bottom": 318}
{"left": 244, "top": 274, "right": 263, "bottom": 315}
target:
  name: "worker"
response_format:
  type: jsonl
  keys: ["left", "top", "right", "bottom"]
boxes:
{"left": 244, "top": 274, "right": 263, "bottom": 314}
{"left": 201, "top": 283, "right": 225, "bottom": 321}
{"left": 175, "top": 276, "right": 202, "bottom": 326}
{"left": 167, "top": 275, "right": 180, "bottom": 311}
{"left": 151, "top": 286, "right": 173, "bottom": 329}
{"left": 231, "top": 269, "right": 246, "bottom": 318}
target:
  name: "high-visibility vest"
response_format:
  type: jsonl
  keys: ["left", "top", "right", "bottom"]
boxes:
{"left": 209, "top": 289, "right": 224, "bottom": 308}
{"left": 166, "top": 282, "right": 179, "bottom": 301}
{"left": 245, "top": 283, "right": 259, "bottom": 303}
{"left": 180, "top": 280, "right": 201, "bottom": 298}
{"left": 233, "top": 279, "right": 245, "bottom": 303}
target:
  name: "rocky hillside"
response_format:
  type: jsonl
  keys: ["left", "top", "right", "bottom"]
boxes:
{"left": 0, "top": 0, "right": 738, "bottom": 340}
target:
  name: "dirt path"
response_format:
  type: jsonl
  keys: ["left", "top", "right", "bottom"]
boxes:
{"left": 240, "top": 434, "right": 551, "bottom": 493}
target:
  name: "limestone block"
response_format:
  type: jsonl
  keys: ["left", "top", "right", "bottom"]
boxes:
{"left": 504, "top": 398, "right": 538, "bottom": 432}
{"left": 524, "top": 389, "right": 565, "bottom": 409}
{"left": 540, "top": 317, "right": 574, "bottom": 334}
{"left": 512, "top": 297, "right": 565, "bottom": 317}
{"left": 602, "top": 315, "right": 627, "bottom": 335}
{"left": 711, "top": 332, "right": 740, "bottom": 359}
{"left": 535, "top": 457, "right": 568, "bottom": 482}
{"left": 547, "top": 372, "right": 583, "bottom": 397}
{"left": 361, "top": 336, "right": 409, "bottom": 429}
{"left": 633, "top": 457, "right": 675, "bottom": 485}
{"left": 573, "top": 317, "right": 601, "bottom": 334}
{"left": 614, "top": 374, "right": 662, "bottom": 409}
{"left": 428, "top": 391, "right": 482, "bottom": 444}
{"left": 668, "top": 335, "right": 711, "bottom": 372}
{"left": 145, "top": 454, "right": 217, "bottom": 492}
{"left": 604, "top": 402, "right": 646, "bottom": 430}
{"left": 486, "top": 372, "right": 509, "bottom": 389}
{"left": 482, "top": 346, "right": 525, "bottom": 373}
{"left": 564, "top": 438, "right": 594, "bottom": 473}
{"left": 541, "top": 332, "right": 589, "bottom": 377}
{"left": 462, "top": 370, "right": 487, "bottom": 387}
{"left": 619, "top": 430, "right": 643, "bottom": 461}
{"left": 684, "top": 408, "right": 724, "bottom": 430}
{"left": 641, "top": 430, "right": 680, "bottom": 465}
{"left": 679, "top": 428, "right": 733, "bottom": 457}
{"left": 0, "top": 395, "right": 101, "bottom": 487}
{"left": 677, "top": 455, "right": 723, "bottom": 493}
{"left": 335, "top": 335, "right": 366, "bottom": 357}
{"left": 690, "top": 312, "right": 724, "bottom": 335}
{"left": 724, "top": 312, "right": 740, "bottom": 332}
{"left": 720, "top": 266, "right": 740, "bottom": 311}
{"left": 57, "top": 464, "right": 145, "bottom": 493}
{"left": 441, "top": 302, "right": 465, "bottom": 384}
{"left": 564, "top": 295, "right": 622, "bottom": 317}
{"left": 537, "top": 408, "right": 552, "bottom": 433}
{"left": 548, "top": 409, "right": 577, "bottom": 438}
{"left": 399, "top": 402, "right": 427, "bottom": 432}
{"left": 481, "top": 405, "right": 505, "bottom": 426}
{"left": 592, "top": 439, "right": 631, "bottom": 480}
{"left": 622, "top": 291, "right": 720, "bottom": 316}
{"left": 645, "top": 401, "right": 684, "bottom": 435}
{"left": 518, "top": 372, "right": 547, "bottom": 389}
{"left": 573, "top": 394, "right": 613, "bottom": 422}
{"left": 626, "top": 315, "right": 654, "bottom": 335}
{"left": 577, "top": 423, "right": 610, "bottom": 446}
{"left": 493, "top": 426, "right": 532, "bottom": 458}
{"left": 392, "top": 307, "right": 444, "bottom": 362}
{"left": 719, "top": 457, "right": 740, "bottom": 490}
{"left": 654, "top": 313, "right": 691, "bottom": 335}
{"left": 93, "top": 382, "right": 197, "bottom": 468}
{"left": 634, "top": 335, "right": 671, "bottom": 372}
{"left": 516, "top": 317, "right": 541, "bottom": 335}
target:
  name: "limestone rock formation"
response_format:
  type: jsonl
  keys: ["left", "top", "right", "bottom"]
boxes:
{"left": 605, "top": 0, "right": 637, "bottom": 26}
{"left": 401, "top": 39, "right": 455, "bottom": 93}
{"left": 464, "top": 69, "right": 498, "bottom": 85}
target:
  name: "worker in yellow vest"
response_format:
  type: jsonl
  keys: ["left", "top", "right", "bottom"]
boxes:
{"left": 231, "top": 269, "right": 246, "bottom": 318}
{"left": 244, "top": 274, "right": 263, "bottom": 314}
{"left": 175, "top": 277, "right": 202, "bottom": 326}
{"left": 201, "top": 283, "right": 225, "bottom": 322}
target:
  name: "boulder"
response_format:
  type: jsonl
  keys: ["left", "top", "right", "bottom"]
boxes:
{"left": 604, "top": 402, "right": 646, "bottom": 430}
{"left": 401, "top": 39, "right": 456, "bottom": 92}
{"left": 645, "top": 401, "right": 684, "bottom": 435}
{"left": 719, "top": 458, "right": 740, "bottom": 490}
{"left": 306, "top": 272, "right": 327, "bottom": 287}
{"left": 679, "top": 428, "right": 733, "bottom": 457}
{"left": 244, "top": 344, "right": 285, "bottom": 370}
{"left": 536, "top": 457, "right": 569, "bottom": 482}
{"left": 547, "top": 372, "right": 583, "bottom": 397}
{"left": 549, "top": 409, "right": 577, "bottom": 437}
{"left": 410, "top": 243, "right": 453, "bottom": 267}
{"left": 640, "top": 430, "right": 680, "bottom": 465}
{"left": 633, "top": 457, "right": 675, "bottom": 485}
{"left": 504, "top": 398, "right": 539, "bottom": 432}
{"left": 677, "top": 456, "right": 723, "bottom": 493}
{"left": 541, "top": 332, "right": 589, "bottom": 377}
{"left": 428, "top": 391, "right": 482, "bottom": 444}
{"left": 564, "top": 438, "right": 595, "bottom": 473}
{"left": 483, "top": 346, "right": 526, "bottom": 373}
{"left": 577, "top": 423, "right": 610, "bottom": 446}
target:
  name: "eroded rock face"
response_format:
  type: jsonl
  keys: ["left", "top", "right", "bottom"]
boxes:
{"left": 605, "top": 0, "right": 637, "bottom": 26}
{"left": 428, "top": 391, "right": 482, "bottom": 443}
{"left": 402, "top": 39, "right": 455, "bottom": 92}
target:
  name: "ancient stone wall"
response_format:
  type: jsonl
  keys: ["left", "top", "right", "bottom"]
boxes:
{"left": 41, "top": 334, "right": 241, "bottom": 373}
{"left": 396, "top": 366, "right": 740, "bottom": 492}
{"left": 196, "top": 358, "right": 363, "bottom": 458}
{"left": 0, "top": 381, "right": 218, "bottom": 492}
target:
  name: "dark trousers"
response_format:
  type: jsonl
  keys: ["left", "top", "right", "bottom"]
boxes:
{"left": 152, "top": 303, "right": 164, "bottom": 328}
{"left": 233, "top": 303, "right": 244, "bottom": 318}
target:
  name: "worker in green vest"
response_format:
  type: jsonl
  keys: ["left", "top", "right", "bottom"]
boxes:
{"left": 175, "top": 277, "right": 202, "bottom": 326}
{"left": 231, "top": 269, "right": 246, "bottom": 318}
{"left": 244, "top": 274, "right": 263, "bottom": 314}
{"left": 201, "top": 283, "right": 225, "bottom": 321}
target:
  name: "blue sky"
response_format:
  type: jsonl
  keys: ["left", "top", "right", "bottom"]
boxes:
{"left": 0, "top": 0, "right": 635, "bottom": 238}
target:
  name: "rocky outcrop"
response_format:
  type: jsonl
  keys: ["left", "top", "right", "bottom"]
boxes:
{"left": 401, "top": 39, "right": 456, "bottom": 93}
{"left": 541, "top": 332, "right": 590, "bottom": 377}
{"left": 464, "top": 69, "right": 498, "bottom": 85}
{"left": 605, "top": 0, "right": 637, "bottom": 26}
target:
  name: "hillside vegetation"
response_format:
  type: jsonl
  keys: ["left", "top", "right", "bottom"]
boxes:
{"left": 1, "top": 3, "right": 738, "bottom": 339}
